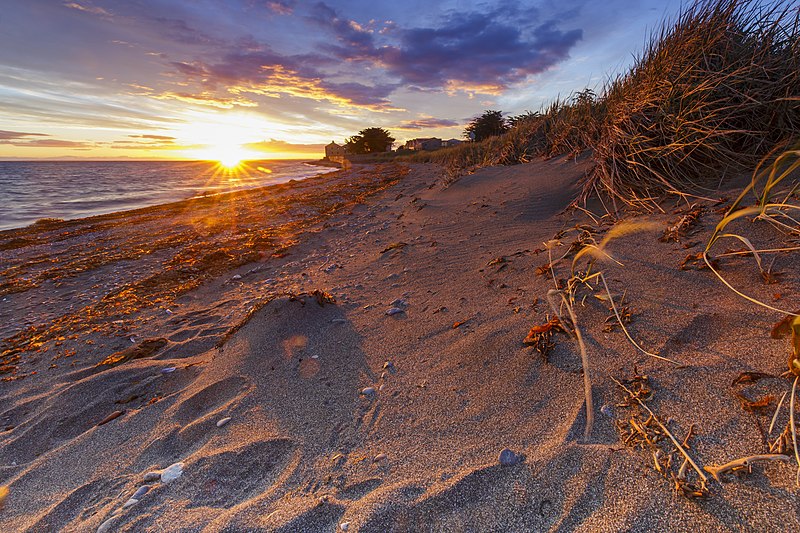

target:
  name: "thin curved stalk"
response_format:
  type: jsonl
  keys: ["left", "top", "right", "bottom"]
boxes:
{"left": 599, "top": 273, "right": 680, "bottom": 365}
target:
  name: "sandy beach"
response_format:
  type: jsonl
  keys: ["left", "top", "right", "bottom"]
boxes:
{"left": 0, "top": 159, "right": 798, "bottom": 531}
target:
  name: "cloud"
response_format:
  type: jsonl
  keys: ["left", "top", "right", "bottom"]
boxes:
{"left": 311, "top": 3, "right": 583, "bottom": 93}
{"left": 167, "top": 49, "right": 399, "bottom": 110}
{"left": 267, "top": 1, "right": 295, "bottom": 15}
{"left": 0, "top": 130, "right": 48, "bottom": 140}
{"left": 63, "top": 2, "right": 111, "bottom": 17}
{"left": 0, "top": 138, "right": 94, "bottom": 148}
{"left": 128, "top": 134, "right": 176, "bottom": 140}
{"left": 244, "top": 138, "right": 325, "bottom": 154}
{"left": 394, "top": 117, "right": 460, "bottom": 130}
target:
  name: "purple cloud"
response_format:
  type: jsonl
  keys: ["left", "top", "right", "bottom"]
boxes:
{"left": 395, "top": 118, "right": 460, "bottom": 130}
{"left": 266, "top": 1, "right": 295, "bottom": 15}
{"left": 311, "top": 3, "right": 583, "bottom": 91}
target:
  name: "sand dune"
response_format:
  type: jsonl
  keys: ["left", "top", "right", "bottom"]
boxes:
{"left": 2, "top": 161, "right": 799, "bottom": 531}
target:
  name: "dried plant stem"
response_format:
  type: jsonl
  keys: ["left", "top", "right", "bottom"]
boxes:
{"left": 702, "top": 252, "right": 798, "bottom": 316}
{"left": 548, "top": 289, "right": 593, "bottom": 440}
{"left": 703, "top": 454, "right": 791, "bottom": 481}
{"left": 769, "top": 390, "right": 788, "bottom": 435}
{"left": 599, "top": 273, "right": 680, "bottom": 366}
{"left": 791, "top": 376, "right": 800, "bottom": 486}
{"left": 612, "top": 377, "right": 708, "bottom": 484}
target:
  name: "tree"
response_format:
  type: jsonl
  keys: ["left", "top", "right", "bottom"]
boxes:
{"left": 464, "top": 110, "right": 508, "bottom": 142}
{"left": 344, "top": 127, "right": 395, "bottom": 154}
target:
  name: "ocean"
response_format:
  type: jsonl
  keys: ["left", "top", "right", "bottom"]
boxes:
{"left": 0, "top": 160, "right": 334, "bottom": 231}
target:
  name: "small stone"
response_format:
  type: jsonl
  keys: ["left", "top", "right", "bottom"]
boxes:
{"left": 161, "top": 367, "right": 176, "bottom": 374}
{"left": 498, "top": 448, "right": 520, "bottom": 466}
{"left": 378, "top": 384, "right": 386, "bottom": 392}
{"left": 122, "top": 498, "right": 139, "bottom": 509}
{"left": 216, "top": 417, "right": 232, "bottom": 427}
{"left": 361, "top": 387, "right": 375, "bottom": 396}
{"left": 143, "top": 472, "right": 161, "bottom": 482}
{"left": 232, "top": 274, "right": 242, "bottom": 280}
{"left": 160, "top": 462, "right": 184, "bottom": 483}
{"left": 600, "top": 404, "right": 614, "bottom": 417}
{"left": 132, "top": 485, "right": 150, "bottom": 499}
{"left": 390, "top": 298, "right": 407, "bottom": 308}
{"left": 373, "top": 453, "right": 388, "bottom": 463}
{"left": 340, "top": 522, "right": 350, "bottom": 531}
{"left": 97, "top": 517, "right": 118, "bottom": 533}
{"left": 385, "top": 307, "right": 404, "bottom": 316}
{"left": 383, "top": 361, "right": 394, "bottom": 370}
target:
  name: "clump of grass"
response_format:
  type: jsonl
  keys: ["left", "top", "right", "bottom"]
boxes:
{"left": 583, "top": 0, "right": 800, "bottom": 206}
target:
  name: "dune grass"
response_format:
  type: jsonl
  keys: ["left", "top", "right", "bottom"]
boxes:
{"left": 413, "top": 0, "right": 798, "bottom": 204}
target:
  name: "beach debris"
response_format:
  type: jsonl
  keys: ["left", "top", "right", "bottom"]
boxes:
{"left": 660, "top": 205, "right": 703, "bottom": 243}
{"left": 731, "top": 371, "right": 774, "bottom": 385}
{"left": 380, "top": 242, "right": 407, "bottom": 253}
{"left": 600, "top": 404, "right": 614, "bottom": 417}
{"left": 143, "top": 472, "right": 161, "bottom": 482}
{"left": 383, "top": 361, "right": 394, "bottom": 370}
{"left": 385, "top": 307, "right": 404, "bottom": 316}
{"left": 679, "top": 252, "right": 717, "bottom": 271}
{"left": 704, "top": 454, "right": 791, "bottom": 481}
{"left": 523, "top": 316, "right": 564, "bottom": 358}
{"left": 733, "top": 393, "right": 775, "bottom": 413}
{"left": 216, "top": 417, "right": 232, "bottom": 427}
{"left": 95, "top": 338, "right": 167, "bottom": 368}
{"left": 498, "top": 448, "right": 521, "bottom": 466}
{"left": 613, "top": 375, "right": 708, "bottom": 499}
{"left": 340, "top": 522, "right": 351, "bottom": 531}
{"left": 361, "top": 386, "right": 375, "bottom": 397}
{"left": 161, "top": 367, "right": 177, "bottom": 374}
{"left": 160, "top": 462, "right": 184, "bottom": 483}
{"left": 487, "top": 256, "right": 507, "bottom": 266}
{"left": 97, "top": 410, "right": 125, "bottom": 426}
{"left": 0, "top": 485, "right": 8, "bottom": 509}
{"left": 770, "top": 311, "right": 800, "bottom": 339}
{"left": 602, "top": 305, "right": 632, "bottom": 333}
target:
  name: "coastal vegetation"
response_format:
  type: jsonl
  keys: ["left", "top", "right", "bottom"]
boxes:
{"left": 407, "top": 0, "right": 799, "bottom": 206}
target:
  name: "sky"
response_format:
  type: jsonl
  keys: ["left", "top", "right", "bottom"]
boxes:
{"left": 0, "top": 0, "right": 680, "bottom": 160}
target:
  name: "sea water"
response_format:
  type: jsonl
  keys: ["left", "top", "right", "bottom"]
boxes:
{"left": 0, "top": 160, "right": 333, "bottom": 231}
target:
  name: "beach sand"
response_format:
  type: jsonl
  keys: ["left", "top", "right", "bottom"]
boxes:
{"left": 1, "top": 160, "right": 799, "bottom": 531}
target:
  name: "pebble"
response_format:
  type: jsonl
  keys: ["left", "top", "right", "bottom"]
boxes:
{"left": 498, "top": 448, "right": 521, "bottom": 466}
{"left": 600, "top": 404, "right": 614, "bottom": 417}
{"left": 121, "top": 498, "right": 138, "bottom": 509}
{"left": 132, "top": 485, "right": 150, "bottom": 499}
{"left": 361, "top": 387, "right": 375, "bottom": 396}
{"left": 97, "top": 517, "right": 118, "bottom": 533}
{"left": 385, "top": 307, "right": 404, "bottom": 316}
{"left": 383, "top": 361, "right": 394, "bottom": 370}
{"left": 340, "top": 522, "right": 350, "bottom": 531}
{"left": 161, "top": 367, "right": 177, "bottom": 374}
{"left": 160, "top": 462, "right": 184, "bottom": 483}
{"left": 373, "top": 453, "right": 388, "bottom": 463}
{"left": 390, "top": 298, "right": 407, "bottom": 308}
{"left": 232, "top": 274, "right": 242, "bottom": 280}
{"left": 143, "top": 472, "right": 161, "bottom": 482}
{"left": 216, "top": 417, "right": 232, "bottom": 427}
